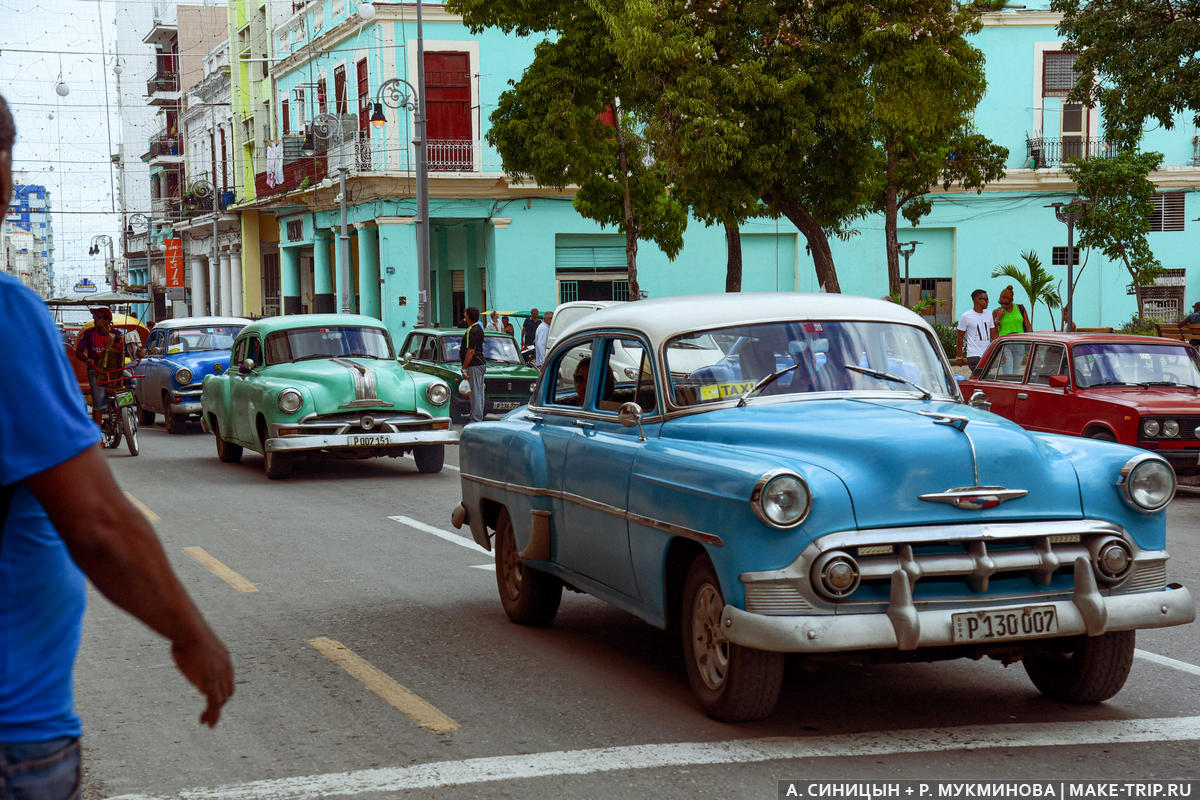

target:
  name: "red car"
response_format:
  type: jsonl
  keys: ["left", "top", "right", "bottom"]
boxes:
{"left": 961, "top": 332, "right": 1200, "bottom": 475}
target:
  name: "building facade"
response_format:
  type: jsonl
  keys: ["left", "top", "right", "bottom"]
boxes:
{"left": 3, "top": 178, "right": 55, "bottom": 296}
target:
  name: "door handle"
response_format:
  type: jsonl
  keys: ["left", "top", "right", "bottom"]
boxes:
{"left": 1016, "top": 392, "right": 1028, "bottom": 400}
{"left": 524, "top": 413, "right": 544, "bottom": 424}
{"left": 573, "top": 419, "right": 595, "bottom": 430}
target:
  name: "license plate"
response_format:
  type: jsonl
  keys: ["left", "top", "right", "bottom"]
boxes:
{"left": 951, "top": 605, "right": 1059, "bottom": 642}
{"left": 116, "top": 392, "right": 135, "bottom": 409}
{"left": 492, "top": 401, "right": 521, "bottom": 411}
{"left": 350, "top": 435, "right": 390, "bottom": 446}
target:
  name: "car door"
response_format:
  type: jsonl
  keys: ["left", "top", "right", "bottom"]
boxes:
{"left": 973, "top": 340, "right": 1033, "bottom": 421}
{"left": 138, "top": 329, "right": 168, "bottom": 412}
{"left": 1013, "top": 343, "right": 1068, "bottom": 433}
{"left": 230, "top": 334, "right": 264, "bottom": 446}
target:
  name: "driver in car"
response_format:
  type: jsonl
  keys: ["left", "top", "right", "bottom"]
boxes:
{"left": 75, "top": 307, "right": 124, "bottom": 426}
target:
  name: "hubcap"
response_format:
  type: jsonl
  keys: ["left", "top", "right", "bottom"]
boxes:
{"left": 690, "top": 583, "right": 729, "bottom": 691}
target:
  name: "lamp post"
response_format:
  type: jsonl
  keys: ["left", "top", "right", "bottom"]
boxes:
{"left": 88, "top": 235, "right": 116, "bottom": 291}
{"left": 1047, "top": 198, "right": 1093, "bottom": 331}
{"left": 187, "top": 175, "right": 220, "bottom": 315}
{"left": 897, "top": 240, "right": 922, "bottom": 306}
{"left": 304, "top": 112, "right": 352, "bottom": 314}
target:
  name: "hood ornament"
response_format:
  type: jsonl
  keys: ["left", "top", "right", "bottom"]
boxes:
{"left": 916, "top": 410, "right": 1028, "bottom": 510}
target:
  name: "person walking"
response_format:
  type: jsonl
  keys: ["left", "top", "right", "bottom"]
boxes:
{"left": 534, "top": 310, "right": 553, "bottom": 368}
{"left": 993, "top": 285, "right": 1031, "bottom": 336}
{"left": 956, "top": 289, "right": 996, "bottom": 371}
{"left": 522, "top": 308, "right": 540, "bottom": 348}
{"left": 0, "top": 93, "right": 234, "bottom": 800}
{"left": 461, "top": 306, "right": 487, "bottom": 423}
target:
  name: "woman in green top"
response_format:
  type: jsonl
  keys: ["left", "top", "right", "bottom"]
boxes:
{"left": 993, "top": 285, "right": 1031, "bottom": 336}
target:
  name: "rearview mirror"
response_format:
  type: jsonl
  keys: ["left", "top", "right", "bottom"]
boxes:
{"left": 968, "top": 389, "right": 991, "bottom": 411}
{"left": 402, "top": 351, "right": 413, "bottom": 365}
{"left": 1048, "top": 374, "right": 1070, "bottom": 388}
{"left": 239, "top": 358, "right": 255, "bottom": 375}
{"left": 617, "top": 401, "right": 646, "bottom": 441}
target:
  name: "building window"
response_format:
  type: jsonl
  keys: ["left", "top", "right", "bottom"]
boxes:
{"left": 286, "top": 219, "right": 304, "bottom": 241}
{"left": 1051, "top": 246, "right": 1082, "bottom": 266}
{"left": 1043, "top": 51, "right": 1082, "bottom": 97}
{"left": 559, "top": 280, "right": 578, "bottom": 304}
{"left": 295, "top": 89, "right": 306, "bottom": 131}
{"left": 282, "top": 98, "right": 290, "bottom": 135}
{"left": 334, "top": 65, "right": 347, "bottom": 114}
{"left": 317, "top": 77, "right": 327, "bottom": 114}
{"left": 424, "top": 52, "right": 473, "bottom": 170}
{"left": 1149, "top": 193, "right": 1185, "bottom": 232}
{"left": 356, "top": 58, "right": 369, "bottom": 131}
{"left": 612, "top": 280, "right": 630, "bottom": 301}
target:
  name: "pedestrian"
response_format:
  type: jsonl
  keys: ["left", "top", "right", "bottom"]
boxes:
{"left": 501, "top": 315, "right": 515, "bottom": 336}
{"left": 1182, "top": 301, "right": 1200, "bottom": 324}
{"left": 461, "top": 306, "right": 487, "bottom": 423}
{"left": 956, "top": 288, "right": 996, "bottom": 371}
{"left": 993, "top": 285, "right": 1031, "bottom": 336}
{"left": 0, "top": 93, "right": 234, "bottom": 800}
{"left": 75, "top": 306, "right": 124, "bottom": 427}
{"left": 534, "top": 310, "right": 553, "bottom": 368}
{"left": 485, "top": 310, "right": 501, "bottom": 332}
{"left": 522, "top": 307, "right": 540, "bottom": 348}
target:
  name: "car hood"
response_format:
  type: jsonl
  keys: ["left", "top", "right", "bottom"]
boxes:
{"left": 484, "top": 362, "right": 539, "bottom": 378}
{"left": 662, "top": 396, "right": 1084, "bottom": 529}
{"left": 172, "top": 350, "right": 234, "bottom": 379}
{"left": 267, "top": 358, "right": 418, "bottom": 413}
{"left": 1077, "top": 386, "right": 1200, "bottom": 414}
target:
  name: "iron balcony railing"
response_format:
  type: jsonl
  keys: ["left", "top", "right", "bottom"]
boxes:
{"left": 1025, "top": 136, "right": 1120, "bottom": 169}
{"left": 146, "top": 72, "right": 180, "bottom": 95}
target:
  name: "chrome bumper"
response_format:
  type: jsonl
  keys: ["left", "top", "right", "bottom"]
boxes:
{"left": 722, "top": 561, "right": 1195, "bottom": 653}
{"left": 169, "top": 400, "right": 201, "bottom": 415}
{"left": 266, "top": 429, "right": 459, "bottom": 452}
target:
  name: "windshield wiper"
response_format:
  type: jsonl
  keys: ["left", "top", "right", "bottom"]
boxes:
{"left": 1087, "top": 381, "right": 1137, "bottom": 388}
{"left": 1137, "top": 381, "right": 1200, "bottom": 389}
{"left": 737, "top": 363, "right": 803, "bottom": 407}
{"left": 844, "top": 364, "right": 932, "bottom": 399}
{"left": 292, "top": 353, "right": 333, "bottom": 362}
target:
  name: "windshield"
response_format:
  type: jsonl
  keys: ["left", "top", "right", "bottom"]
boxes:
{"left": 439, "top": 335, "right": 523, "bottom": 364}
{"left": 1072, "top": 343, "right": 1200, "bottom": 388}
{"left": 166, "top": 326, "right": 244, "bottom": 352}
{"left": 666, "top": 320, "right": 956, "bottom": 406}
{"left": 264, "top": 325, "right": 394, "bottom": 364}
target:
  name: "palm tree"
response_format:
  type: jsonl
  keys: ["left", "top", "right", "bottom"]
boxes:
{"left": 991, "top": 250, "right": 1062, "bottom": 330}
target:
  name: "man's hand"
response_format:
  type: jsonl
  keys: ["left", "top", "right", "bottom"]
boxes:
{"left": 172, "top": 634, "right": 234, "bottom": 727}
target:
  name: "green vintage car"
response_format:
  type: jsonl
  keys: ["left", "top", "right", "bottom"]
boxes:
{"left": 200, "top": 314, "right": 458, "bottom": 478}
{"left": 399, "top": 328, "right": 540, "bottom": 423}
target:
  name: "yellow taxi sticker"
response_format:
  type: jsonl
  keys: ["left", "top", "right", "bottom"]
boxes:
{"left": 700, "top": 381, "right": 757, "bottom": 400}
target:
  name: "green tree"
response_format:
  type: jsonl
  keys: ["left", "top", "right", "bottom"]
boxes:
{"left": 991, "top": 250, "right": 1061, "bottom": 330}
{"left": 1054, "top": 0, "right": 1200, "bottom": 146}
{"left": 447, "top": 0, "right": 688, "bottom": 300}
{"left": 1061, "top": 151, "right": 1163, "bottom": 316}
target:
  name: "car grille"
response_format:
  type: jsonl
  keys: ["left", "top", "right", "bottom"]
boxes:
{"left": 484, "top": 378, "right": 534, "bottom": 398}
{"left": 289, "top": 411, "right": 434, "bottom": 435}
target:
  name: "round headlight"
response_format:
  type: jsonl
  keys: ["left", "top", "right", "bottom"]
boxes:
{"left": 1163, "top": 419, "right": 1180, "bottom": 438}
{"left": 811, "top": 551, "right": 861, "bottom": 600}
{"left": 1142, "top": 419, "right": 1160, "bottom": 438}
{"left": 1090, "top": 536, "right": 1134, "bottom": 584}
{"left": 1119, "top": 456, "right": 1175, "bottom": 512}
{"left": 174, "top": 367, "right": 193, "bottom": 386}
{"left": 277, "top": 388, "right": 303, "bottom": 414}
{"left": 752, "top": 471, "right": 811, "bottom": 528}
{"left": 427, "top": 382, "right": 450, "bottom": 406}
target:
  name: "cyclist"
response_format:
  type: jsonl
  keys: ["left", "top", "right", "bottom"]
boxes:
{"left": 75, "top": 307, "right": 124, "bottom": 426}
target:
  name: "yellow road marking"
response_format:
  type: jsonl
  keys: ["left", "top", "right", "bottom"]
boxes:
{"left": 183, "top": 547, "right": 258, "bottom": 593}
{"left": 124, "top": 491, "right": 161, "bottom": 523}
{"left": 309, "top": 636, "right": 459, "bottom": 732}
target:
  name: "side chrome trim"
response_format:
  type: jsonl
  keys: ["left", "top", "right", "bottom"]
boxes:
{"left": 461, "top": 472, "right": 724, "bottom": 547}
{"left": 918, "top": 486, "right": 1029, "bottom": 510}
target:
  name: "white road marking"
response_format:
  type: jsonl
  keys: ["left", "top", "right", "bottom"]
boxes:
{"left": 388, "top": 515, "right": 489, "bottom": 555}
{"left": 106, "top": 716, "right": 1200, "bottom": 800}
{"left": 1135, "top": 648, "right": 1200, "bottom": 677}
{"left": 469, "top": 563, "right": 496, "bottom": 571}
{"left": 124, "top": 491, "right": 161, "bottom": 523}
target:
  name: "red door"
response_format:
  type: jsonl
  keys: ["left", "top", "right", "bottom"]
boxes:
{"left": 425, "top": 52, "right": 472, "bottom": 170}
{"left": 1012, "top": 343, "right": 1068, "bottom": 433}
{"left": 970, "top": 340, "right": 1033, "bottom": 422}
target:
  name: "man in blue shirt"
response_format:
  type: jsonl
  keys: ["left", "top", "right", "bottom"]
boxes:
{"left": 0, "top": 94, "right": 234, "bottom": 798}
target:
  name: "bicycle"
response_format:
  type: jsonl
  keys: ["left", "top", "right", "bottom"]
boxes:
{"left": 95, "top": 358, "right": 142, "bottom": 457}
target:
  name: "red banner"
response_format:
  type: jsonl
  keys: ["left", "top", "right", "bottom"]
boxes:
{"left": 164, "top": 238, "right": 184, "bottom": 288}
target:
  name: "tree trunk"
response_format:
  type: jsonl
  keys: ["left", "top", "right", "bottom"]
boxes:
{"left": 885, "top": 181, "right": 901, "bottom": 298}
{"left": 763, "top": 187, "right": 841, "bottom": 293}
{"left": 612, "top": 97, "right": 640, "bottom": 300}
{"left": 724, "top": 219, "right": 742, "bottom": 292}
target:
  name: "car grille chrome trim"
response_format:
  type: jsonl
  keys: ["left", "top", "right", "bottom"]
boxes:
{"left": 330, "top": 358, "right": 392, "bottom": 408}
{"left": 1126, "top": 561, "right": 1167, "bottom": 592}
{"left": 744, "top": 583, "right": 815, "bottom": 615}
{"left": 461, "top": 473, "right": 724, "bottom": 547}
{"left": 287, "top": 411, "right": 432, "bottom": 435}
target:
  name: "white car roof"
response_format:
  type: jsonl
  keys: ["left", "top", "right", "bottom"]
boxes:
{"left": 553, "top": 293, "right": 933, "bottom": 346}
{"left": 153, "top": 316, "right": 253, "bottom": 330}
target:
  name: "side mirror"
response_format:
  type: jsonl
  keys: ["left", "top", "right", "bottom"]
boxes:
{"left": 401, "top": 351, "right": 413, "bottom": 365}
{"left": 968, "top": 389, "right": 991, "bottom": 411}
{"left": 239, "top": 358, "right": 255, "bottom": 375}
{"left": 1048, "top": 374, "right": 1070, "bottom": 389}
{"left": 617, "top": 401, "right": 646, "bottom": 441}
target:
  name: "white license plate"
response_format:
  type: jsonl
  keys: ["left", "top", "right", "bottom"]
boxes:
{"left": 350, "top": 435, "right": 391, "bottom": 446}
{"left": 951, "top": 605, "right": 1059, "bottom": 642}
{"left": 492, "top": 401, "right": 521, "bottom": 410}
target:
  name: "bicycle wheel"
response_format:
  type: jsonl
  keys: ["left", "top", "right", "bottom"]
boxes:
{"left": 121, "top": 407, "right": 139, "bottom": 456}
{"left": 103, "top": 410, "right": 122, "bottom": 449}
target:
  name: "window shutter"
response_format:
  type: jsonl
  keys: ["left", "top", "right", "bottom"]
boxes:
{"left": 1043, "top": 52, "right": 1082, "bottom": 97}
{"left": 1149, "top": 193, "right": 1186, "bottom": 232}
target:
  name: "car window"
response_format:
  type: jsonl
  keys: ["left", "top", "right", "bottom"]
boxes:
{"left": 231, "top": 337, "right": 246, "bottom": 365}
{"left": 981, "top": 342, "right": 1031, "bottom": 382}
{"left": 547, "top": 341, "right": 594, "bottom": 407}
{"left": 482, "top": 335, "right": 522, "bottom": 364}
{"left": 440, "top": 337, "right": 462, "bottom": 362}
{"left": 596, "top": 336, "right": 657, "bottom": 414}
{"left": 1028, "top": 344, "right": 1067, "bottom": 386}
{"left": 264, "top": 325, "right": 393, "bottom": 364}
{"left": 1073, "top": 342, "right": 1200, "bottom": 388}
{"left": 246, "top": 336, "right": 263, "bottom": 366}
{"left": 148, "top": 330, "right": 165, "bottom": 355}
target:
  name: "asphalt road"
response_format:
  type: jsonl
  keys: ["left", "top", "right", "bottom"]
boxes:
{"left": 74, "top": 419, "right": 1200, "bottom": 800}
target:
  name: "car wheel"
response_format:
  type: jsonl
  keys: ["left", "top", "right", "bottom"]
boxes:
{"left": 1088, "top": 430, "right": 1116, "bottom": 442}
{"left": 139, "top": 406, "right": 155, "bottom": 426}
{"left": 1022, "top": 630, "right": 1135, "bottom": 703}
{"left": 212, "top": 419, "right": 242, "bottom": 463}
{"left": 164, "top": 397, "right": 187, "bottom": 434}
{"left": 413, "top": 444, "right": 445, "bottom": 473}
{"left": 681, "top": 554, "right": 784, "bottom": 722}
{"left": 121, "top": 407, "right": 139, "bottom": 456}
{"left": 494, "top": 507, "right": 561, "bottom": 626}
{"left": 263, "top": 445, "right": 293, "bottom": 479}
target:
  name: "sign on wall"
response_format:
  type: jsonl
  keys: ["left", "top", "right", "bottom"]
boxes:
{"left": 164, "top": 238, "right": 184, "bottom": 288}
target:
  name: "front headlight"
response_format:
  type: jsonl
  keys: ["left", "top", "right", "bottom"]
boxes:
{"left": 277, "top": 388, "right": 303, "bottom": 414}
{"left": 1142, "top": 419, "right": 1160, "bottom": 437}
{"left": 1163, "top": 419, "right": 1180, "bottom": 438}
{"left": 427, "top": 382, "right": 450, "bottom": 406}
{"left": 1118, "top": 455, "right": 1175, "bottom": 512}
{"left": 174, "top": 367, "right": 193, "bottom": 386}
{"left": 751, "top": 471, "right": 811, "bottom": 528}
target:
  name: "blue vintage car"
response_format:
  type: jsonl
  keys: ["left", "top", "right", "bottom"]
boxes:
{"left": 135, "top": 316, "right": 251, "bottom": 433}
{"left": 452, "top": 293, "right": 1195, "bottom": 721}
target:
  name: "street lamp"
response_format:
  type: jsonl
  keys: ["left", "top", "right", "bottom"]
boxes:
{"left": 307, "top": 111, "right": 353, "bottom": 315}
{"left": 188, "top": 175, "right": 220, "bottom": 315}
{"left": 898, "top": 240, "right": 922, "bottom": 306}
{"left": 89, "top": 234, "right": 115, "bottom": 290}
{"left": 1047, "top": 198, "right": 1093, "bottom": 331}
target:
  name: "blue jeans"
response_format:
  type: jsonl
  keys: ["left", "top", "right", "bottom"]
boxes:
{"left": 0, "top": 737, "right": 81, "bottom": 800}
{"left": 86, "top": 369, "right": 107, "bottom": 412}
{"left": 466, "top": 364, "right": 486, "bottom": 423}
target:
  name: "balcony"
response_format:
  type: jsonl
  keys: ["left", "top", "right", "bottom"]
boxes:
{"left": 143, "top": 134, "right": 183, "bottom": 167}
{"left": 1025, "top": 136, "right": 1120, "bottom": 169}
{"left": 147, "top": 71, "right": 181, "bottom": 106}
{"left": 255, "top": 154, "right": 328, "bottom": 198}
{"left": 150, "top": 197, "right": 183, "bottom": 220}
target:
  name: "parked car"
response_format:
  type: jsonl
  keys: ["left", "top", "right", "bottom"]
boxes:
{"left": 201, "top": 314, "right": 458, "bottom": 478}
{"left": 546, "top": 300, "right": 616, "bottom": 351}
{"left": 961, "top": 332, "right": 1200, "bottom": 475}
{"left": 398, "top": 328, "right": 539, "bottom": 423}
{"left": 451, "top": 293, "right": 1194, "bottom": 721}
{"left": 135, "top": 316, "right": 251, "bottom": 433}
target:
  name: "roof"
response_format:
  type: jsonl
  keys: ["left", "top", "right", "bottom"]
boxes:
{"left": 988, "top": 332, "right": 1189, "bottom": 346}
{"left": 239, "top": 313, "right": 389, "bottom": 335}
{"left": 555, "top": 293, "right": 933, "bottom": 344}
{"left": 152, "top": 316, "right": 252, "bottom": 330}
{"left": 409, "top": 327, "right": 517, "bottom": 337}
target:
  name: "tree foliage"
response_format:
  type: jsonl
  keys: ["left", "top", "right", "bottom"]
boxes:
{"left": 991, "top": 250, "right": 1061, "bottom": 330}
{"left": 1054, "top": 0, "right": 1200, "bottom": 146}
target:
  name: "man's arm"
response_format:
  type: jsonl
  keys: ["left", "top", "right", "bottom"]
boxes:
{"left": 75, "top": 330, "right": 92, "bottom": 367}
{"left": 25, "top": 445, "right": 234, "bottom": 727}
{"left": 956, "top": 329, "right": 965, "bottom": 359}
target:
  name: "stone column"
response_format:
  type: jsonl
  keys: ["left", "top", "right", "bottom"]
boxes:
{"left": 219, "top": 251, "right": 233, "bottom": 316}
{"left": 313, "top": 229, "right": 335, "bottom": 313}
{"left": 229, "top": 249, "right": 243, "bottom": 317}
{"left": 376, "top": 217, "right": 419, "bottom": 340}
{"left": 190, "top": 256, "right": 206, "bottom": 316}
{"left": 355, "top": 222, "right": 380, "bottom": 321}
{"left": 281, "top": 245, "right": 302, "bottom": 315}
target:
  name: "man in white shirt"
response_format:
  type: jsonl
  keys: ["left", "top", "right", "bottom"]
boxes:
{"left": 956, "top": 289, "right": 996, "bottom": 371}
{"left": 485, "top": 310, "right": 501, "bottom": 331}
{"left": 534, "top": 310, "right": 553, "bottom": 368}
